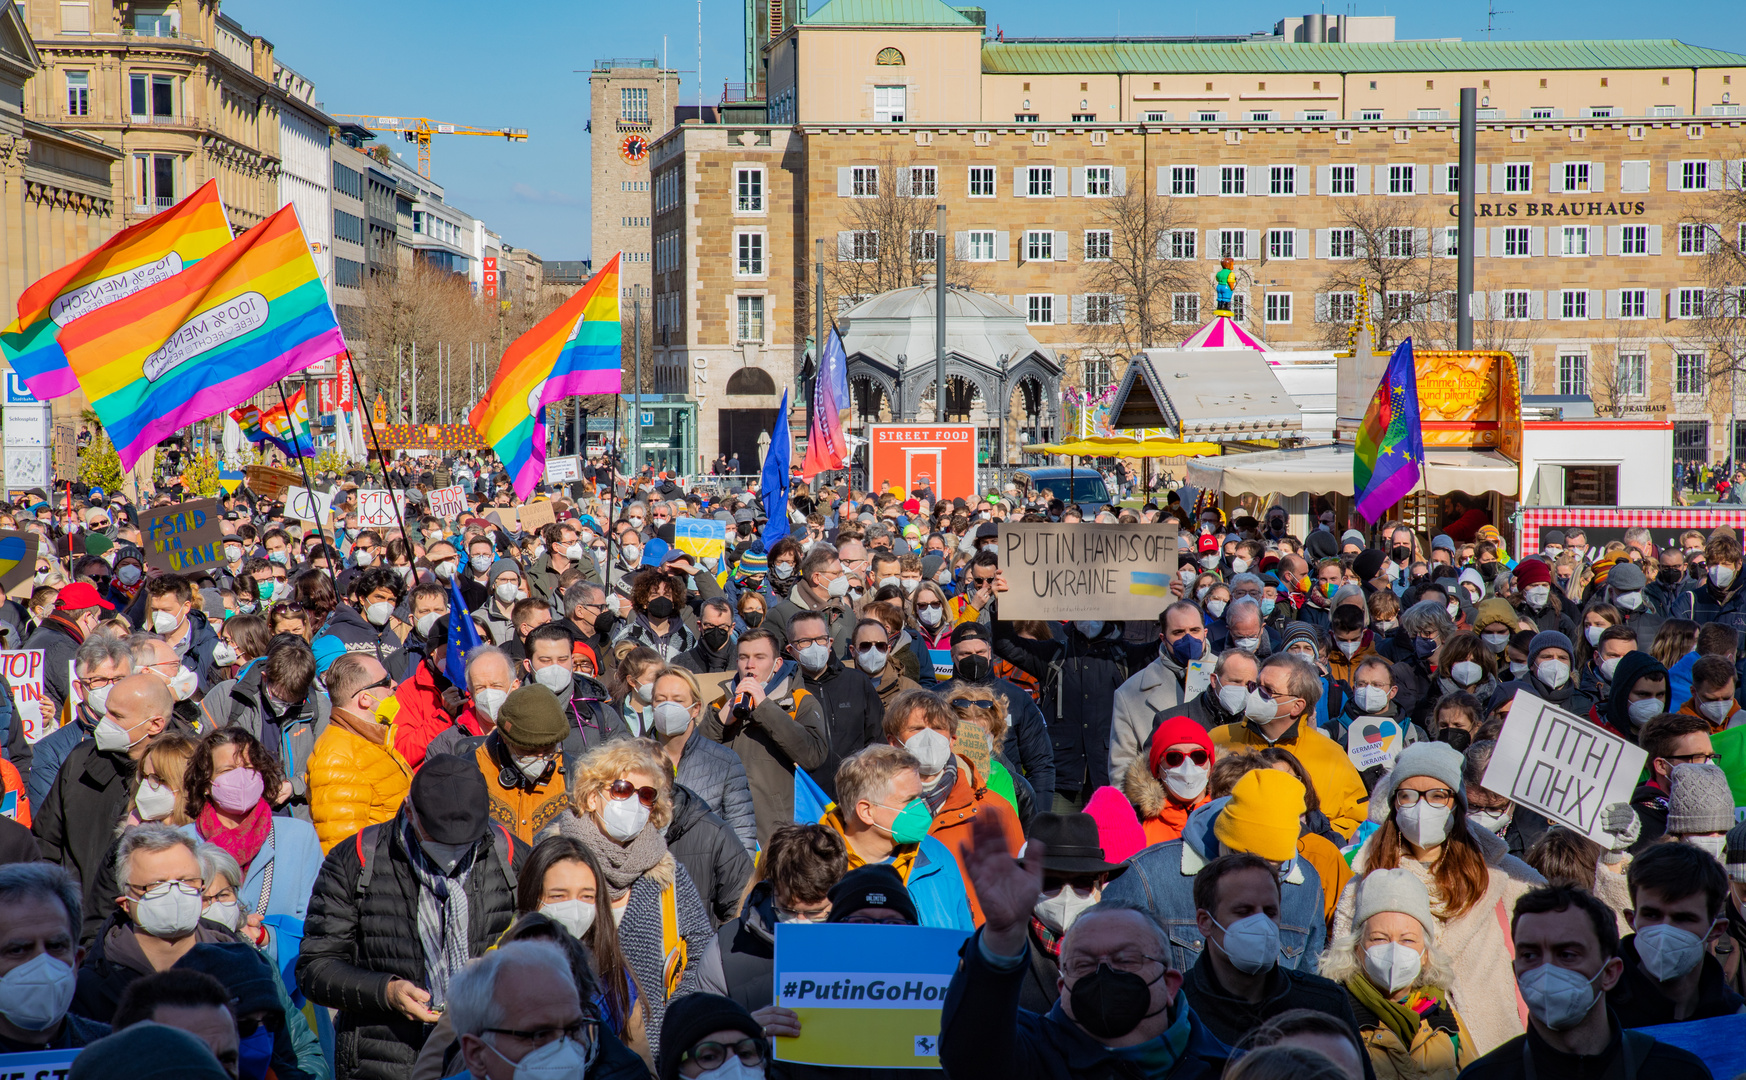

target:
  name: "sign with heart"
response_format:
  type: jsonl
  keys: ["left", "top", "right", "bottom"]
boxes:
{"left": 0, "top": 530, "right": 40, "bottom": 599}
{"left": 1347, "top": 715, "right": 1403, "bottom": 771}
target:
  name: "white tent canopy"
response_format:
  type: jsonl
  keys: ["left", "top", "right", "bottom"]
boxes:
{"left": 1186, "top": 443, "right": 1520, "bottom": 498}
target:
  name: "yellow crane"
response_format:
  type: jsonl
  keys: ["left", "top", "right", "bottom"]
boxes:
{"left": 329, "top": 114, "right": 528, "bottom": 178}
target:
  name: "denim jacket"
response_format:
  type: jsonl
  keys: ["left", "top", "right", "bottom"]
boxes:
{"left": 1101, "top": 796, "right": 1327, "bottom": 973}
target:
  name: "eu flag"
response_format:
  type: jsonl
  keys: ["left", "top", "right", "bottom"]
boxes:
{"left": 1353, "top": 338, "right": 1424, "bottom": 523}
{"left": 760, "top": 389, "right": 792, "bottom": 550}
{"left": 445, "top": 573, "right": 483, "bottom": 690}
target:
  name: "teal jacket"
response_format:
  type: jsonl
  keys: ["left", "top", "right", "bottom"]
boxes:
{"left": 909, "top": 835, "right": 975, "bottom": 933}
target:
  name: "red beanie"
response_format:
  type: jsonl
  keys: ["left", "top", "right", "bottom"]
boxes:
{"left": 1148, "top": 715, "right": 1216, "bottom": 777}
{"left": 1514, "top": 558, "right": 1552, "bottom": 587}
{"left": 1082, "top": 786, "right": 1148, "bottom": 864}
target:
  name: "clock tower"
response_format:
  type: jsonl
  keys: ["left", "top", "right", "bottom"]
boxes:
{"left": 589, "top": 59, "right": 681, "bottom": 310}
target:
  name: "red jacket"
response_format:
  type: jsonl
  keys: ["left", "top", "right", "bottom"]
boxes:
{"left": 381, "top": 662, "right": 485, "bottom": 770}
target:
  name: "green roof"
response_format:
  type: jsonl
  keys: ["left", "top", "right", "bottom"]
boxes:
{"left": 802, "top": 0, "right": 973, "bottom": 26}
{"left": 980, "top": 38, "right": 1746, "bottom": 75}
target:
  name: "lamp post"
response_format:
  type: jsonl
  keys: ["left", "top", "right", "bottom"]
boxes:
{"left": 996, "top": 353, "right": 1009, "bottom": 467}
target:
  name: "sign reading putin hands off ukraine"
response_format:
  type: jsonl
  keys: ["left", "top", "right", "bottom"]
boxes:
{"left": 773, "top": 923, "right": 969, "bottom": 1069}
{"left": 997, "top": 521, "right": 1181, "bottom": 621}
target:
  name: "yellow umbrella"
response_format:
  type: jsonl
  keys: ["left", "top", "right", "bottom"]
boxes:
{"left": 1021, "top": 437, "right": 1225, "bottom": 458}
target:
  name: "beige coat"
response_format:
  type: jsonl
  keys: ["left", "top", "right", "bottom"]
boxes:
{"left": 1333, "top": 824, "right": 1544, "bottom": 1057}
{"left": 1358, "top": 1005, "right": 1477, "bottom": 1080}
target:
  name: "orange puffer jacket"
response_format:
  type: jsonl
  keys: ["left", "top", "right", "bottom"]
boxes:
{"left": 307, "top": 708, "right": 412, "bottom": 852}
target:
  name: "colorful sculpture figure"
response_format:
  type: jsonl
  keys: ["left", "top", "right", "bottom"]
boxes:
{"left": 1213, "top": 257, "right": 1236, "bottom": 316}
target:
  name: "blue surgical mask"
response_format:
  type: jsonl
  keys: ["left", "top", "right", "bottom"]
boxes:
{"left": 1260, "top": 598, "right": 1276, "bottom": 616}
{"left": 238, "top": 1024, "right": 274, "bottom": 1080}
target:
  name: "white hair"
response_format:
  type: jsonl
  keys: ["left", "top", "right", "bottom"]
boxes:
{"left": 115, "top": 822, "right": 201, "bottom": 886}
{"left": 446, "top": 940, "right": 577, "bottom": 1039}
{"left": 1317, "top": 925, "right": 1458, "bottom": 991}
{"left": 197, "top": 842, "right": 242, "bottom": 890}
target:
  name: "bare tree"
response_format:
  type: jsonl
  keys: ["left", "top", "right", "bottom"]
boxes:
{"left": 1313, "top": 201, "right": 1455, "bottom": 349}
{"left": 1076, "top": 180, "right": 1197, "bottom": 355}
{"left": 823, "top": 148, "right": 985, "bottom": 319}
{"left": 1687, "top": 150, "right": 1746, "bottom": 394}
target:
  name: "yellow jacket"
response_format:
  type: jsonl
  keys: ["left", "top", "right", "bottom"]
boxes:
{"left": 1357, "top": 999, "right": 1477, "bottom": 1080}
{"left": 307, "top": 706, "right": 413, "bottom": 852}
{"left": 1210, "top": 713, "right": 1369, "bottom": 839}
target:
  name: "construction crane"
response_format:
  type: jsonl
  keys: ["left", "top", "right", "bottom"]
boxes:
{"left": 329, "top": 114, "right": 528, "bottom": 178}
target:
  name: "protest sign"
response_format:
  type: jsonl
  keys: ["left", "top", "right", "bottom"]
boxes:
{"left": 1639, "top": 1013, "right": 1746, "bottom": 1080}
{"left": 1480, "top": 690, "right": 1646, "bottom": 845}
{"left": 675, "top": 517, "right": 727, "bottom": 561}
{"left": 427, "top": 485, "right": 467, "bottom": 519}
{"left": 1347, "top": 715, "right": 1405, "bottom": 771}
{"left": 0, "top": 1045, "right": 80, "bottom": 1077}
{"left": 0, "top": 529, "right": 40, "bottom": 599}
{"left": 774, "top": 923, "right": 970, "bottom": 1068}
{"left": 695, "top": 669, "right": 736, "bottom": 706}
{"left": 140, "top": 499, "right": 225, "bottom": 573}
{"left": 356, "top": 490, "right": 404, "bottom": 528}
{"left": 0, "top": 651, "right": 47, "bottom": 742}
{"left": 518, "top": 499, "right": 556, "bottom": 533}
{"left": 284, "top": 486, "right": 334, "bottom": 525}
{"left": 545, "top": 456, "right": 581, "bottom": 483}
{"left": 997, "top": 521, "right": 1179, "bottom": 621}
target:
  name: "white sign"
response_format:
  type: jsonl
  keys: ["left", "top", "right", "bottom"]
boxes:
{"left": 1481, "top": 691, "right": 1647, "bottom": 846}
{"left": 427, "top": 485, "right": 467, "bottom": 518}
{"left": 545, "top": 457, "right": 581, "bottom": 483}
{"left": 285, "top": 486, "right": 334, "bottom": 525}
{"left": 0, "top": 650, "right": 48, "bottom": 742}
{"left": 356, "top": 489, "right": 405, "bottom": 528}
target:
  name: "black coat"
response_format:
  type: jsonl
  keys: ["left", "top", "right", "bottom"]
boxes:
{"left": 1456, "top": 1012, "right": 1708, "bottom": 1080}
{"left": 74, "top": 912, "right": 248, "bottom": 1024}
{"left": 800, "top": 656, "right": 885, "bottom": 801}
{"left": 32, "top": 740, "right": 134, "bottom": 941}
{"left": 0, "top": 815, "right": 38, "bottom": 868}
{"left": 715, "top": 880, "right": 778, "bottom": 1011}
{"left": 665, "top": 783, "right": 753, "bottom": 928}
{"left": 1608, "top": 933, "right": 1746, "bottom": 1028}
{"left": 295, "top": 810, "right": 527, "bottom": 1080}
{"left": 1003, "top": 625, "right": 1131, "bottom": 798}
{"left": 23, "top": 616, "right": 83, "bottom": 713}
{"left": 1181, "top": 952, "right": 1376, "bottom": 1080}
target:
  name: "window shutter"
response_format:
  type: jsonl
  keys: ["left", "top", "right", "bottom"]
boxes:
{"left": 1156, "top": 234, "right": 1170, "bottom": 259}
{"left": 1621, "top": 160, "right": 1648, "bottom": 193}
{"left": 1248, "top": 165, "right": 1268, "bottom": 194}
{"left": 1528, "top": 227, "right": 1545, "bottom": 257}
{"left": 1589, "top": 289, "right": 1603, "bottom": 319}
{"left": 1414, "top": 227, "right": 1429, "bottom": 255}
{"left": 1667, "top": 162, "right": 1681, "bottom": 191}
{"left": 1157, "top": 166, "right": 1170, "bottom": 196}
{"left": 1415, "top": 164, "right": 1429, "bottom": 194}
{"left": 1528, "top": 291, "right": 1544, "bottom": 320}
{"left": 1487, "top": 291, "right": 1503, "bottom": 319}
{"left": 1206, "top": 230, "right": 1219, "bottom": 259}
{"left": 1198, "top": 165, "right": 1219, "bottom": 194}
{"left": 1245, "top": 229, "right": 1261, "bottom": 259}
{"left": 1294, "top": 165, "right": 1310, "bottom": 195}
{"left": 1071, "top": 295, "right": 1087, "bottom": 323}
{"left": 1014, "top": 166, "right": 1027, "bottom": 195}
{"left": 1471, "top": 230, "right": 1486, "bottom": 257}
{"left": 1053, "top": 231, "right": 1069, "bottom": 259}
{"left": 1315, "top": 228, "right": 1331, "bottom": 259}
{"left": 995, "top": 232, "right": 1010, "bottom": 261}
{"left": 1607, "top": 289, "right": 1622, "bottom": 318}
{"left": 837, "top": 231, "right": 854, "bottom": 258}
{"left": 1431, "top": 229, "right": 1448, "bottom": 257}
{"left": 1053, "top": 295, "right": 1069, "bottom": 324}
{"left": 954, "top": 231, "right": 970, "bottom": 260}
{"left": 1590, "top": 162, "right": 1604, "bottom": 192}
{"left": 1548, "top": 164, "right": 1565, "bottom": 194}
{"left": 1316, "top": 165, "right": 1332, "bottom": 195}
{"left": 837, "top": 167, "right": 853, "bottom": 197}
{"left": 1485, "top": 163, "right": 1501, "bottom": 194}
{"left": 1352, "top": 230, "right": 1368, "bottom": 258}
{"left": 1647, "top": 225, "right": 1663, "bottom": 256}
{"left": 1111, "top": 167, "right": 1127, "bottom": 196}
{"left": 1647, "top": 289, "right": 1662, "bottom": 319}
{"left": 1606, "top": 225, "right": 1622, "bottom": 255}
{"left": 1071, "top": 167, "right": 1087, "bottom": 197}
{"left": 895, "top": 169, "right": 912, "bottom": 197}
{"left": 1296, "top": 229, "right": 1311, "bottom": 258}
{"left": 1354, "top": 165, "right": 1371, "bottom": 195}
{"left": 1315, "top": 294, "right": 1330, "bottom": 322}
{"left": 1054, "top": 167, "right": 1069, "bottom": 195}
{"left": 1710, "top": 161, "right": 1726, "bottom": 191}
{"left": 1552, "top": 290, "right": 1567, "bottom": 321}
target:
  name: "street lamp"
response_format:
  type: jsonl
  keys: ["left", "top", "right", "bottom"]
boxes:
{"left": 997, "top": 353, "right": 1010, "bottom": 467}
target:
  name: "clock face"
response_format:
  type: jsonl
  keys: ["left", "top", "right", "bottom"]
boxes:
{"left": 620, "top": 134, "right": 650, "bottom": 164}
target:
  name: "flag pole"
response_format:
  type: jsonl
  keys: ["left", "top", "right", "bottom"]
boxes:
{"left": 275, "top": 380, "right": 342, "bottom": 600}
{"left": 341, "top": 350, "right": 412, "bottom": 547}
{"left": 605, "top": 392, "right": 620, "bottom": 596}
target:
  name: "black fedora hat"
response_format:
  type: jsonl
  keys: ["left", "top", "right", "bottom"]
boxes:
{"left": 1026, "top": 812, "right": 1127, "bottom": 878}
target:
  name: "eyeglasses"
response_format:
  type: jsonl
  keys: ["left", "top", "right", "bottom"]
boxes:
{"left": 1393, "top": 787, "right": 1457, "bottom": 809}
{"left": 1163, "top": 749, "right": 1209, "bottom": 768}
{"left": 915, "top": 603, "right": 943, "bottom": 614}
{"left": 486, "top": 1017, "right": 599, "bottom": 1051}
{"left": 126, "top": 879, "right": 203, "bottom": 901}
{"left": 1061, "top": 952, "right": 1167, "bottom": 981}
{"left": 1666, "top": 751, "right": 1723, "bottom": 765}
{"left": 948, "top": 697, "right": 997, "bottom": 712}
{"left": 234, "top": 1012, "right": 285, "bottom": 1039}
{"left": 681, "top": 1037, "right": 765, "bottom": 1070}
{"left": 791, "top": 635, "right": 830, "bottom": 649}
{"left": 855, "top": 640, "right": 891, "bottom": 653}
{"left": 773, "top": 901, "right": 832, "bottom": 923}
{"left": 609, "top": 778, "right": 659, "bottom": 806}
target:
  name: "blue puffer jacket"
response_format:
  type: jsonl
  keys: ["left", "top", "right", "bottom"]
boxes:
{"left": 909, "top": 835, "right": 976, "bottom": 933}
{"left": 1100, "top": 797, "right": 1327, "bottom": 974}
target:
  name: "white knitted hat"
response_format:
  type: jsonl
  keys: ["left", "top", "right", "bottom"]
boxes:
{"left": 1353, "top": 867, "right": 1437, "bottom": 940}
{"left": 1367, "top": 741, "right": 1467, "bottom": 825}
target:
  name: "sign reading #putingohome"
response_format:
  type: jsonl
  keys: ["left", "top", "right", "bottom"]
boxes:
{"left": 996, "top": 521, "right": 1179, "bottom": 621}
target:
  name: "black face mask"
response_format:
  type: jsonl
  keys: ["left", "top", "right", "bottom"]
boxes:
{"left": 1659, "top": 567, "right": 1685, "bottom": 586}
{"left": 1478, "top": 562, "right": 1501, "bottom": 583}
{"left": 953, "top": 654, "right": 992, "bottom": 683}
{"left": 1068, "top": 964, "right": 1164, "bottom": 1041}
{"left": 1437, "top": 727, "right": 1472, "bottom": 752}
{"left": 593, "top": 611, "right": 619, "bottom": 638}
{"left": 742, "top": 611, "right": 765, "bottom": 629}
{"left": 644, "top": 596, "right": 677, "bottom": 620}
{"left": 701, "top": 625, "right": 732, "bottom": 652}
{"left": 1391, "top": 545, "right": 1411, "bottom": 563}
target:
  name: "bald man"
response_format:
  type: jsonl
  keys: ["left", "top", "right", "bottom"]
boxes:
{"left": 35, "top": 673, "right": 175, "bottom": 943}
{"left": 133, "top": 637, "right": 202, "bottom": 732}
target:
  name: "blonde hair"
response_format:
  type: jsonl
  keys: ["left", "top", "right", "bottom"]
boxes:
{"left": 948, "top": 686, "right": 1008, "bottom": 750}
{"left": 1317, "top": 923, "right": 1459, "bottom": 991}
{"left": 835, "top": 744, "right": 921, "bottom": 817}
{"left": 132, "top": 731, "right": 198, "bottom": 827}
{"left": 569, "top": 737, "right": 674, "bottom": 829}
{"left": 650, "top": 665, "right": 703, "bottom": 705}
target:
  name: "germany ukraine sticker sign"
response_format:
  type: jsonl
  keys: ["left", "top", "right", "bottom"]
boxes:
{"left": 773, "top": 923, "right": 969, "bottom": 1068}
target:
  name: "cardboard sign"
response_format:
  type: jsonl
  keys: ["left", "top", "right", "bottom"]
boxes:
{"left": 773, "top": 923, "right": 970, "bottom": 1068}
{"left": 356, "top": 490, "right": 404, "bottom": 528}
{"left": 428, "top": 485, "right": 467, "bottom": 518}
{"left": 284, "top": 486, "right": 334, "bottom": 525}
{"left": 1347, "top": 714, "right": 1405, "bottom": 771}
{"left": 1480, "top": 691, "right": 1647, "bottom": 846}
{"left": 545, "top": 456, "right": 581, "bottom": 483}
{"left": 0, "top": 529, "right": 41, "bottom": 599}
{"left": 140, "top": 499, "right": 225, "bottom": 573}
{"left": 518, "top": 499, "right": 556, "bottom": 534}
{"left": 0, "top": 1046, "right": 80, "bottom": 1076}
{"left": 675, "top": 517, "right": 727, "bottom": 561}
{"left": 695, "top": 669, "right": 737, "bottom": 707}
{"left": 0, "top": 651, "right": 48, "bottom": 742}
{"left": 997, "top": 521, "right": 1180, "bottom": 621}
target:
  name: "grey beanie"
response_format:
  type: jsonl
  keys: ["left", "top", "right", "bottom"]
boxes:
{"left": 1353, "top": 867, "right": 1438, "bottom": 940}
{"left": 1528, "top": 630, "right": 1575, "bottom": 663}
{"left": 488, "top": 557, "right": 522, "bottom": 582}
{"left": 1667, "top": 762, "right": 1735, "bottom": 835}
{"left": 1368, "top": 742, "right": 1468, "bottom": 825}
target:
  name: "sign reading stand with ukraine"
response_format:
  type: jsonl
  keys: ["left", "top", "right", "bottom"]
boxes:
{"left": 995, "top": 521, "right": 1181, "bottom": 621}
{"left": 773, "top": 923, "right": 969, "bottom": 1069}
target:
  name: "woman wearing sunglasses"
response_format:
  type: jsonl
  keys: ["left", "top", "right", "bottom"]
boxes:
{"left": 848, "top": 616, "right": 920, "bottom": 707}
{"left": 547, "top": 738, "right": 713, "bottom": 1050}
{"left": 657, "top": 993, "right": 768, "bottom": 1080}
{"left": 1126, "top": 717, "right": 1215, "bottom": 845}
{"left": 908, "top": 582, "right": 953, "bottom": 683}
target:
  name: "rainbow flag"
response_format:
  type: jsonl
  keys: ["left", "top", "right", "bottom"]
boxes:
{"left": 1353, "top": 338, "right": 1424, "bottom": 523}
{"left": 800, "top": 325, "right": 850, "bottom": 480}
{"left": 470, "top": 253, "right": 621, "bottom": 499}
{"left": 1, "top": 180, "right": 232, "bottom": 400}
{"left": 231, "top": 386, "right": 314, "bottom": 458}
{"left": 57, "top": 204, "right": 345, "bottom": 471}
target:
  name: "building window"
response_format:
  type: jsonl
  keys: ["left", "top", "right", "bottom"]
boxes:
{"left": 1219, "top": 229, "right": 1246, "bottom": 259}
{"left": 1172, "top": 294, "right": 1201, "bottom": 324}
{"left": 1082, "top": 358, "right": 1113, "bottom": 393}
{"left": 1024, "top": 230, "right": 1053, "bottom": 261}
{"left": 1265, "top": 292, "right": 1292, "bottom": 323}
{"left": 1529, "top": 107, "right": 1556, "bottom": 120}
{"left": 59, "top": 1, "right": 90, "bottom": 33}
{"left": 873, "top": 85, "right": 906, "bottom": 122}
{"left": 1220, "top": 166, "right": 1246, "bottom": 195}
{"left": 1677, "top": 287, "right": 1707, "bottom": 319}
{"left": 129, "top": 73, "right": 176, "bottom": 120}
{"left": 1360, "top": 109, "right": 1384, "bottom": 121}
{"left": 1084, "top": 166, "right": 1112, "bottom": 196}
{"left": 1329, "top": 228, "right": 1356, "bottom": 259}
{"left": 1561, "top": 290, "right": 1588, "bottom": 319}
{"left": 1677, "top": 353, "right": 1708, "bottom": 395}
{"left": 851, "top": 166, "right": 878, "bottom": 197}
{"left": 1330, "top": 165, "right": 1357, "bottom": 195}
{"left": 910, "top": 230, "right": 937, "bottom": 261}
{"left": 968, "top": 166, "right": 995, "bottom": 197}
{"left": 1246, "top": 110, "right": 1275, "bottom": 122}
{"left": 1084, "top": 230, "right": 1111, "bottom": 260}
{"left": 1558, "top": 354, "right": 1588, "bottom": 396}
{"left": 1026, "top": 294, "right": 1053, "bottom": 325}
{"left": 1504, "top": 290, "right": 1532, "bottom": 321}
{"left": 1679, "top": 224, "right": 1711, "bottom": 255}
{"left": 1387, "top": 164, "right": 1416, "bottom": 194}
{"left": 65, "top": 70, "right": 88, "bottom": 116}
{"left": 1617, "top": 353, "right": 1646, "bottom": 396}
{"left": 1229, "top": 294, "right": 1247, "bottom": 321}
{"left": 908, "top": 166, "right": 936, "bottom": 197}
{"left": 1083, "top": 295, "right": 1116, "bottom": 324}
{"left": 1269, "top": 165, "right": 1295, "bottom": 195}
{"left": 1674, "top": 421, "right": 1709, "bottom": 464}
{"left": 1168, "top": 229, "right": 1197, "bottom": 260}
{"left": 1385, "top": 291, "right": 1415, "bottom": 319}
{"left": 1326, "top": 292, "right": 1357, "bottom": 324}
{"left": 876, "top": 47, "right": 905, "bottom": 65}
{"left": 1196, "top": 110, "right": 1221, "bottom": 123}
{"left": 967, "top": 230, "right": 996, "bottom": 261}
{"left": 1267, "top": 228, "right": 1295, "bottom": 259}
{"left": 1072, "top": 113, "right": 1097, "bottom": 123}
{"left": 1443, "top": 164, "right": 1460, "bottom": 193}
{"left": 333, "top": 163, "right": 363, "bottom": 200}
{"left": 1561, "top": 226, "right": 1589, "bottom": 256}
{"left": 845, "top": 231, "right": 877, "bottom": 262}
{"left": 1505, "top": 163, "right": 1533, "bottom": 193}
{"left": 621, "top": 87, "right": 649, "bottom": 123}
{"left": 333, "top": 210, "right": 364, "bottom": 245}
{"left": 334, "top": 258, "right": 364, "bottom": 289}
{"left": 1384, "top": 228, "right": 1414, "bottom": 258}
{"left": 1680, "top": 160, "right": 1709, "bottom": 191}
{"left": 1621, "top": 225, "right": 1648, "bottom": 255}
{"left": 736, "top": 296, "right": 765, "bottom": 342}
{"left": 1620, "top": 289, "right": 1647, "bottom": 319}
{"left": 737, "top": 232, "right": 764, "bottom": 275}
{"left": 1442, "top": 227, "right": 1460, "bottom": 258}
{"left": 1170, "top": 166, "right": 1197, "bottom": 196}
{"left": 1026, "top": 167, "right": 1054, "bottom": 197}
{"left": 133, "top": 152, "right": 176, "bottom": 210}
{"left": 129, "top": 4, "right": 173, "bottom": 34}
{"left": 1014, "top": 113, "right": 1039, "bottom": 123}
{"left": 1504, "top": 227, "right": 1531, "bottom": 257}
{"left": 1563, "top": 162, "right": 1591, "bottom": 192}
{"left": 736, "top": 168, "right": 763, "bottom": 211}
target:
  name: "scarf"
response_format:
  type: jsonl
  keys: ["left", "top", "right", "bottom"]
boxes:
{"left": 1105, "top": 995, "right": 1195, "bottom": 1079}
{"left": 920, "top": 757, "right": 959, "bottom": 814}
{"left": 1029, "top": 916, "right": 1064, "bottom": 960}
{"left": 563, "top": 810, "right": 668, "bottom": 899}
{"left": 1153, "top": 791, "right": 1210, "bottom": 842}
{"left": 44, "top": 612, "right": 85, "bottom": 647}
{"left": 197, "top": 800, "right": 273, "bottom": 877}
{"left": 1347, "top": 971, "right": 1454, "bottom": 1051}
{"left": 399, "top": 814, "right": 475, "bottom": 1008}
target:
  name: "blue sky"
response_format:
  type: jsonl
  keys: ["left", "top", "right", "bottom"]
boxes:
{"left": 224, "top": 0, "right": 1746, "bottom": 264}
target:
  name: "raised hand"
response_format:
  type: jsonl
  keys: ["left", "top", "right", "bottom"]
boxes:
{"left": 963, "top": 810, "right": 1043, "bottom": 957}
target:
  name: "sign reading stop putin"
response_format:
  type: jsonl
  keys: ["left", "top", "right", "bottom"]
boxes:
{"left": 866, "top": 424, "right": 977, "bottom": 503}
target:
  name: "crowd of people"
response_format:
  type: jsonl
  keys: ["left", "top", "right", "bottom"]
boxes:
{"left": 0, "top": 459, "right": 1740, "bottom": 1080}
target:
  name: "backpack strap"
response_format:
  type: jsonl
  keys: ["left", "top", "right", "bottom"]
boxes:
{"left": 660, "top": 881, "right": 687, "bottom": 999}
{"left": 353, "top": 824, "right": 384, "bottom": 896}
{"left": 490, "top": 821, "right": 517, "bottom": 893}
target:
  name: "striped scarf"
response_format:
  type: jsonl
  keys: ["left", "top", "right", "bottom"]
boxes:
{"left": 399, "top": 815, "right": 475, "bottom": 1008}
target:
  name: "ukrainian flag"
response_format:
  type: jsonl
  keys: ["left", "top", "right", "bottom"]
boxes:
{"left": 1129, "top": 571, "right": 1173, "bottom": 598}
